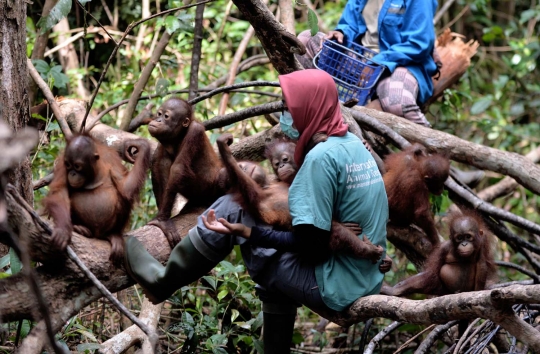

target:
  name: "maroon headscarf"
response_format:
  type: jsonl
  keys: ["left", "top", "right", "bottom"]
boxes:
{"left": 279, "top": 69, "right": 348, "bottom": 166}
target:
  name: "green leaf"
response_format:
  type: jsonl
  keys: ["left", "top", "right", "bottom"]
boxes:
{"left": 9, "top": 248, "right": 21, "bottom": 274}
{"left": 32, "top": 59, "right": 50, "bottom": 78}
{"left": 19, "top": 320, "right": 31, "bottom": 339}
{"left": 230, "top": 309, "right": 240, "bottom": 323}
{"left": 470, "top": 96, "right": 493, "bottom": 115}
{"left": 212, "top": 348, "right": 228, "bottom": 354}
{"left": 217, "top": 289, "right": 228, "bottom": 301}
{"left": 77, "top": 343, "right": 102, "bottom": 352}
{"left": 78, "top": 0, "right": 92, "bottom": 4}
{"left": 307, "top": 8, "right": 319, "bottom": 36}
{"left": 165, "top": 15, "right": 181, "bottom": 34}
{"left": 251, "top": 311, "right": 263, "bottom": 331}
{"left": 155, "top": 78, "right": 171, "bottom": 97}
{"left": 36, "top": 0, "right": 73, "bottom": 34}
{"left": 49, "top": 66, "right": 69, "bottom": 88}
{"left": 292, "top": 331, "right": 304, "bottom": 345}
{"left": 520, "top": 9, "right": 538, "bottom": 23}
{"left": 78, "top": 329, "right": 98, "bottom": 342}
{"left": 0, "top": 253, "right": 9, "bottom": 269}
{"left": 253, "top": 338, "right": 264, "bottom": 353}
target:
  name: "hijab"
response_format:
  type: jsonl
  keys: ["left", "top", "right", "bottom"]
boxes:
{"left": 278, "top": 69, "right": 348, "bottom": 166}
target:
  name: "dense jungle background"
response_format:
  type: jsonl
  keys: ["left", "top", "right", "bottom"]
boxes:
{"left": 0, "top": 0, "right": 539, "bottom": 352}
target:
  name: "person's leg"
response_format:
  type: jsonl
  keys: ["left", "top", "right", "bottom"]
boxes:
{"left": 376, "top": 67, "right": 432, "bottom": 127}
{"left": 124, "top": 195, "right": 261, "bottom": 303}
{"left": 249, "top": 252, "right": 341, "bottom": 353}
{"left": 124, "top": 235, "right": 217, "bottom": 304}
{"left": 295, "top": 30, "right": 326, "bottom": 69}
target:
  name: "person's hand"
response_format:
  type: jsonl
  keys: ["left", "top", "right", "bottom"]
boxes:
{"left": 325, "top": 31, "right": 344, "bottom": 44}
{"left": 201, "top": 209, "right": 251, "bottom": 238}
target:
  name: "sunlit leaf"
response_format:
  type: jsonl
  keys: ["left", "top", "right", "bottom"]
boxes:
{"left": 217, "top": 289, "right": 228, "bottom": 301}
{"left": 36, "top": 0, "right": 72, "bottom": 34}
{"left": 307, "top": 8, "right": 319, "bottom": 36}
{"left": 230, "top": 309, "right": 240, "bottom": 323}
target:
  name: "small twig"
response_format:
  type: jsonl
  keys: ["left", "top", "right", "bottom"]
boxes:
{"left": 188, "top": 0, "right": 206, "bottom": 101}
{"left": 3, "top": 185, "right": 68, "bottom": 354}
{"left": 414, "top": 321, "right": 459, "bottom": 354}
{"left": 74, "top": 0, "right": 118, "bottom": 44}
{"left": 359, "top": 318, "right": 374, "bottom": 353}
{"left": 433, "top": 0, "right": 457, "bottom": 24}
{"left": 364, "top": 321, "right": 403, "bottom": 354}
{"left": 33, "top": 172, "right": 54, "bottom": 190}
{"left": 205, "top": 54, "right": 270, "bottom": 89}
{"left": 81, "top": 0, "right": 215, "bottom": 131}
{"left": 453, "top": 318, "right": 481, "bottom": 354}
{"left": 26, "top": 58, "right": 72, "bottom": 138}
{"left": 483, "top": 218, "right": 540, "bottom": 274}
{"left": 189, "top": 81, "right": 280, "bottom": 105}
{"left": 394, "top": 324, "right": 436, "bottom": 354}
{"left": 6, "top": 185, "right": 159, "bottom": 354}
{"left": 496, "top": 261, "right": 540, "bottom": 284}
{"left": 202, "top": 101, "right": 282, "bottom": 130}
{"left": 218, "top": 26, "right": 256, "bottom": 115}
{"left": 438, "top": 5, "right": 470, "bottom": 35}
{"left": 119, "top": 30, "right": 171, "bottom": 131}
{"left": 446, "top": 178, "right": 540, "bottom": 237}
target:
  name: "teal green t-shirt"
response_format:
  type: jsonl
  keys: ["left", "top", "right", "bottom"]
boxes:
{"left": 289, "top": 132, "right": 389, "bottom": 311}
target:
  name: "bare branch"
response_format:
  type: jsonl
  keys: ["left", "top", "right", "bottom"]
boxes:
{"left": 188, "top": 0, "right": 206, "bottom": 100}
{"left": 81, "top": 0, "right": 216, "bottom": 131}
{"left": 364, "top": 321, "right": 402, "bottom": 354}
{"left": 119, "top": 30, "right": 171, "bottom": 131}
{"left": 478, "top": 146, "right": 540, "bottom": 202}
{"left": 203, "top": 101, "right": 282, "bottom": 130}
{"left": 218, "top": 26, "right": 256, "bottom": 115}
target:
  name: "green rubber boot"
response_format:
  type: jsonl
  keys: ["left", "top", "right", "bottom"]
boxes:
{"left": 124, "top": 236, "right": 217, "bottom": 304}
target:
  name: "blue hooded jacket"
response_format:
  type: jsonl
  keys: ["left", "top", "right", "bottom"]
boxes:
{"left": 335, "top": 0, "right": 438, "bottom": 104}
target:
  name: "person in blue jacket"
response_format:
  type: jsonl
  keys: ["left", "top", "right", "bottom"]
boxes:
{"left": 299, "top": 0, "right": 439, "bottom": 127}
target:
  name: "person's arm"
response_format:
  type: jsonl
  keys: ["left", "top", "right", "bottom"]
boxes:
{"left": 372, "top": 0, "right": 435, "bottom": 71}
{"left": 333, "top": 0, "right": 363, "bottom": 44}
{"left": 250, "top": 224, "right": 331, "bottom": 254}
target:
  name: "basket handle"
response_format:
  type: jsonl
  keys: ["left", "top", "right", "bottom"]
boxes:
{"left": 313, "top": 56, "right": 381, "bottom": 92}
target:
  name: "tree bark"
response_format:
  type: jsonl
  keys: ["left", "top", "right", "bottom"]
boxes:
{"left": 0, "top": 0, "right": 33, "bottom": 204}
{"left": 230, "top": 0, "right": 305, "bottom": 75}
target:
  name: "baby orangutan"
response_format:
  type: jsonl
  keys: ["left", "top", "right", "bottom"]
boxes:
{"left": 44, "top": 134, "right": 151, "bottom": 265}
{"left": 381, "top": 211, "right": 497, "bottom": 296}
{"left": 203, "top": 134, "right": 390, "bottom": 268}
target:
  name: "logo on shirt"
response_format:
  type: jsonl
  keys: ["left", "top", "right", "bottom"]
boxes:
{"left": 345, "top": 159, "right": 382, "bottom": 189}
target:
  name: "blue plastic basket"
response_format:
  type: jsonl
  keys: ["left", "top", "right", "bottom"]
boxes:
{"left": 314, "top": 40, "right": 385, "bottom": 106}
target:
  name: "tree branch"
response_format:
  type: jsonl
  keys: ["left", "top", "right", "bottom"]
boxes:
{"left": 119, "top": 30, "right": 171, "bottom": 131}
{"left": 351, "top": 106, "right": 540, "bottom": 196}
{"left": 26, "top": 59, "right": 72, "bottom": 138}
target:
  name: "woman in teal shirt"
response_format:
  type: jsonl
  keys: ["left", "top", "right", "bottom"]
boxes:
{"left": 203, "top": 69, "right": 389, "bottom": 353}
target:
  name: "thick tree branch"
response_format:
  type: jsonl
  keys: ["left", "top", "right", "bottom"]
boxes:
{"left": 351, "top": 106, "right": 540, "bottom": 196}
{"left": 230, "top": 0, "right": 305, "bottom": 74}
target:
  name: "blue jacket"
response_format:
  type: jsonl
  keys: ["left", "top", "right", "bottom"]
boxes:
{"left": 335, "top": 0, "right": 438, "bottom": 104}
